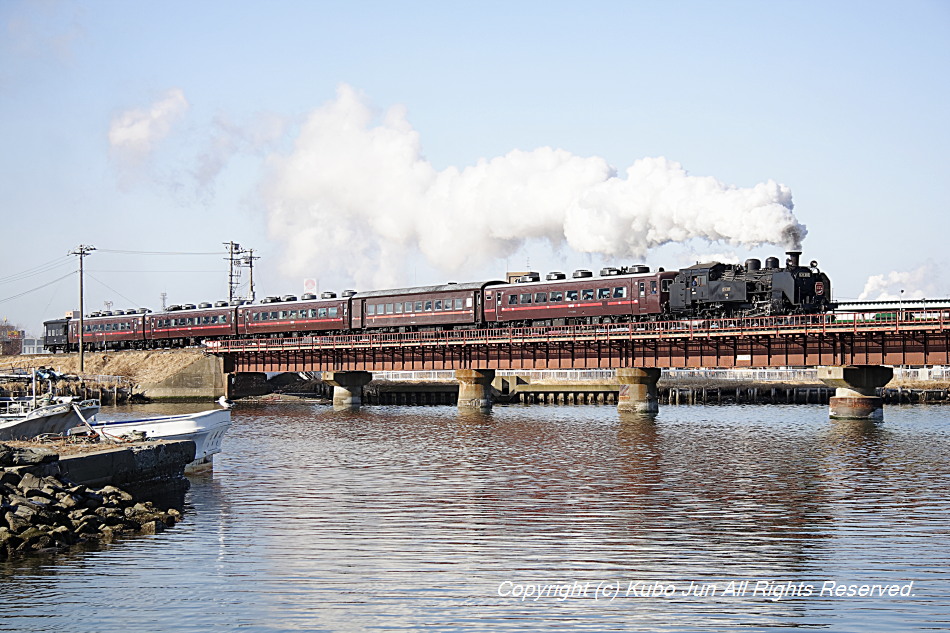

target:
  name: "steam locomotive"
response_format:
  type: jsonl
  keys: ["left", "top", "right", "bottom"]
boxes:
{"left": 43, "top": 250, "right": 830, "bottom": 352}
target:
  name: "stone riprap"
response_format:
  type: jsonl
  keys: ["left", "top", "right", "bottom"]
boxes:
{"left": 0, "top": 443, "right": 182, "bottom": 559}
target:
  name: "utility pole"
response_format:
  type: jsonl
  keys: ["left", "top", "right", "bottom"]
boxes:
{"left": 71, "top": 245, "right": 95, "bottom": 373}
{"left": 243, "top": 248, "right": 259, "bottom": 302}
{"left": 224, "top": 241, "right": 242, "bottom": 303}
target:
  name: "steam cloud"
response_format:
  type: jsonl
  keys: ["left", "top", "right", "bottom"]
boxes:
{"left": 108, "top": 89, "right": 189, "bottom": 163}
{"left": 263, "top": 85, "right": 808, "bottom": 288}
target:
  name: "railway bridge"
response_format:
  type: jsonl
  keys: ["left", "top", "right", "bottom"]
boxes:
{"left": 206, "top": 310, "right": 950, "bottom": 419}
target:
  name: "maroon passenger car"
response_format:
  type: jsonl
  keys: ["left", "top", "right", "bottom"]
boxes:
{"left": 145, "top": 303, "right": 236, "bottom": 347}
{"left": 70, "top": 310, "right": 148, "bottom": 350}
{"left": 353, "top": 281, "right": 504, "bottom": 332}
{"left": 485, "top": 268, "right": 678, "bottom": 327}
{"left": 237, "top": 293, "right": 350, "bottom": 337}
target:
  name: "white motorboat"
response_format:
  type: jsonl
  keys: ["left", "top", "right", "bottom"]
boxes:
{"left": 0, "top": 368, "right": 101, "bottom": 441}
{"left": 0, "top": 396, "right": 102, "bottom": 441}
{"left": 85, "top": 408, "right": 232, "bottom": 471}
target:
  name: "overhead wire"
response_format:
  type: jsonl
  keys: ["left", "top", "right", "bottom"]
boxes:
{"left": 0, "top": 272, "right": 76, "bottom": 304}
{"left": 85, "top": 273, "right": 144, "bottom": 309}
{"left": 0, "top": 255, "right": 74, "bottom": 285}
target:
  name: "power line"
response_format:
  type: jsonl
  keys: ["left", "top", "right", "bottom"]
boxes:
{"left": 85, "top": 272, "right": 145, "bottom": 309}
{"left": 96, "top": 248, "right": 222, "bottom": 255}
{"left": 0, "top": 272, "right": 75, "bottom": 304}
{"left": 0, "top": 256, "right": 73, "bottom": 285}
{"left": 87, "top": 269, "right": 222, "bottom": 273}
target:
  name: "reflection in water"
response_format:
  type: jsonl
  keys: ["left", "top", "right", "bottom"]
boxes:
{"left": 1, "top": 403, "right": 948, "bottom": 632}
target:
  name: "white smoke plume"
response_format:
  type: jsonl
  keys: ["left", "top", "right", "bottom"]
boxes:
{"left": 108, "top": 88, "right": 189, "bottom": 163}
{"left": 263, "top": 85, "right": 807, "bottom": 288}
{"left": 858, "top": 263, "right": 945, "bottom": 300}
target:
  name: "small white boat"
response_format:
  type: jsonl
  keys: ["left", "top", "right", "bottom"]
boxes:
{"left": 0, "top": 397, "right": 101, "bottom": 441}
{"left": 86, "top": 408, "right": 232, "bottom": 472}
{"left": 0, "top": 368, "right": 102, "bottom": 441}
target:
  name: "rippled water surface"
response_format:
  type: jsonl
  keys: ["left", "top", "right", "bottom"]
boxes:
{"left": 2, "top": 402, "right": 949, "bottom": 632}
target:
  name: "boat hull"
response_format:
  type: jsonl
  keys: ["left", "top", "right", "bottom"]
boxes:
{"left": 0, "top": 400, "right": 101, "bottom": 441}
{"left": 89, "top": 409, "right": 231, "bottom": 470}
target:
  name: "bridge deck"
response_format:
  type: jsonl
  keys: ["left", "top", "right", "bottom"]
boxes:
{"left": 206, "top": 310, "right": 950, "bottom": 372}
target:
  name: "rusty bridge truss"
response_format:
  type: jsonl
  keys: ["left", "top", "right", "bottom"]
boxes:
{"left": 207, "top": 310, "right": 950, "bottom": 373}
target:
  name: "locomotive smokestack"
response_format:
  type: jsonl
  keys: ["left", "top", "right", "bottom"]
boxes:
{"left": 786, "top": 251, "right": 801, "bottom": 268}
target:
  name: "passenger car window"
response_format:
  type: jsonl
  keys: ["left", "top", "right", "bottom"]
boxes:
{"left": 566, "top": 290, "right": 578, "bottom": 301}
{"left": 535, "top": 292, "right": 547, "bottom": 303}
{"left": 455, "top": 298, "right": 463, "bottom": 310}
{"left": 507, "top": 295, "right": 518, "bottom": 305}
{"left": 520, "top": 293, "right": 532, "bottom": 304}
{"left": 597, "top": 288, "right": 610, "bottom": 300}
{"left": 550, "top": 291, "right": 563, "bottom": 302}
{"left": 435, "top": 300, "right": 442, "bottom": 310}
{"left": 582, "top": 289, "right": 594, "bottom": 300}
{"left": 614, "top": 287, "right": 626, "bottom": 298}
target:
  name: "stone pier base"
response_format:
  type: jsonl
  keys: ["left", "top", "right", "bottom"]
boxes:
{"left": 323, "top": 371, "right": 373, "bottom": 409}
{"left": 818, "top": 365, "right": 893, "bottom": 420}
{"left": 616, "top": 368, "right": 661, "bottom": 414}
{"left": 456, "top": 369, "right": 495, "bottom": 412}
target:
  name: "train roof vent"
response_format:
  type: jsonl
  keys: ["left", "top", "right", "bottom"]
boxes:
{"left": 321, "top": 291, "right": 337, "bottom": 299}
{"left": 167, "top": 305, "right": 181, "bottom": 311}
{"left": 572, "top": 269, "right": 593, "bottom": 279}
{"left": 546, "top": 271, "right": 566, "bottom": 281}
{"left": 281, "top": 295, "right": 298, "bottom": 302}
{"left": 342, "top": 289, "right": 357, "bottom": 297}
{"left": 101, "top": 311, "right": 113, "bottom": 316}
{"left": 447, "top": 281, "right": 458, "bottom": 285}
{"left": 262, "top": 296, "right": 279, "bottom": 304}
{"left": 600, "top": 267, "right": 620, "bottom": 276}
{"left": 301, "top": 293, "right": 317, "bottom": 300}
{"left": 214, "top": 301, "right": 229, "bottom": 307}
{"left": 138, "top": 308, "right": 151, "bottom": 313}
{"left": 625, "top": 265, "right": 650, "bottom": 274}
{"left": 182, "top": 304, "right": 197, "bottom": 310}
{"left": 230, "top": 299, "right": 248, "bottom": 306}
{"left": 198, "top": 302, "right": 213, "bottom": 309}
{"left": 518, "top": 272, "right": 541, "bottom": 283}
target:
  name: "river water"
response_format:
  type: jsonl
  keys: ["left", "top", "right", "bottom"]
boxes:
{"left": 2, "top": 401, "right": 948, "bottom": 632}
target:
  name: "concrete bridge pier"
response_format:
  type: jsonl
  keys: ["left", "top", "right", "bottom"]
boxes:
{"left": 616, "top": 368, "right": 661, "bottom": 415}
{"left": 818, "top": 365, "right": 894, "bottom": 420}
{"left": 323, "top": 371, "right": 373, "bottom": 409}
{"left": 456, "top": 369, "right": 495, "bottom": 412}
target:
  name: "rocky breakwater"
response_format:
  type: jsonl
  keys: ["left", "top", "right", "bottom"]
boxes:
{"left": 0, "top": 444, "right": 182, "bottom": 559}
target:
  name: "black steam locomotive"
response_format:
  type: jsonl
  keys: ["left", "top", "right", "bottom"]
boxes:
{"left": 44, "top": 250, "right": 831, "bottom": 352}
{"left": 669, "top": 251, "right": 830, "bottom": 318}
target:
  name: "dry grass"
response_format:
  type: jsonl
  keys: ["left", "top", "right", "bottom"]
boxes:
{"left": 0, "top": 349, "right": 207, "bottom": 387}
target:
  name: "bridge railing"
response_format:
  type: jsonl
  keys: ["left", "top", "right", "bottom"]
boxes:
{"left": 202, "top": 309, "right": 950, "bottom": 353}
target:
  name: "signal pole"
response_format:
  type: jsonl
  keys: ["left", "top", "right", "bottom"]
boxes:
{"left": 71, "top": 245, "right": 95, "bottom": 373}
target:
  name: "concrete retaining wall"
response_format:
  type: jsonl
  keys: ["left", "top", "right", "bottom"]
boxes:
{"left": 19, "top": 441, "right": 195, "bottom": 499}
{"left": 139, "top": 355, "right": 228, "bottom": 401}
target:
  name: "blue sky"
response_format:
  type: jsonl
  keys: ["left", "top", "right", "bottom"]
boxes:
{"left": 1, "top": 0, "right": 948, "bottom": 333}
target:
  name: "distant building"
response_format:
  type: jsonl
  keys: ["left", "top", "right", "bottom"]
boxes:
{"left": 20, "top": 337, "right": 46, "bottom": 355}
{"left": 0, "top": 323, "right": 24, "bottom": 356}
